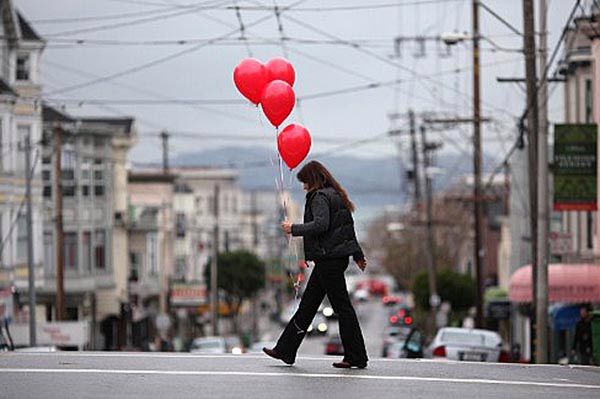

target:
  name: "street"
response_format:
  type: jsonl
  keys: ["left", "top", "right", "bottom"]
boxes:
{"left": 2, "top": 352, "right": 599, "bottom": 399}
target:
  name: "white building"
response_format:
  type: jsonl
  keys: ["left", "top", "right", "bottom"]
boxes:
{"left": 0, "top": 2, "right": 45, "bottom": 319}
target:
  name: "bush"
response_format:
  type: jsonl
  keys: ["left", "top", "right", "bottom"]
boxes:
{"left": 412, "top": 268, "right": 475, "bottom": 311}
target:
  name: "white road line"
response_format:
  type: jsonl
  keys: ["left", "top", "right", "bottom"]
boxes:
{"left": 3, "top": 352, "right": 593, "bottom": 369}
{"left": 1, "top": 368, "right": 599, "bottom": 390}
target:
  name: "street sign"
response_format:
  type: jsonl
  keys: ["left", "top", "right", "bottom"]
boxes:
{"left": 549, "top": 231, "right": 572, "bottom": 255}
{"left": 553, "top": 124, "right": 597, "bottom": 211}
{"left": 10, "top": 322, "right": 89, "bottom": 348}
{"left": 170, "top": 283, "right": 207, "bottom": 307}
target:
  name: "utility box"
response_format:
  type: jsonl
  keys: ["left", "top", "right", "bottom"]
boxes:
{"left": 592, "top": 310, "right": 600, "bottom": 365}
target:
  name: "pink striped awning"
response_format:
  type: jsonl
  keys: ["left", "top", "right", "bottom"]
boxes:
{"left": 509, "top": 264, "right": 600, "bottom": 303}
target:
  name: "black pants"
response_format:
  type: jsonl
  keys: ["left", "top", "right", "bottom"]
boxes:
{"left": 274, "top": 257, "right": 368, "bottom": 365}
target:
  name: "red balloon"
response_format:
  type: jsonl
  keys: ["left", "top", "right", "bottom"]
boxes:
{"left": 277, "top": 123, "right": 312, "bottom": 169}
{"left": 266, "top": 57, "right": 295, "bottom": 87}
{"left": 261, "top": 80, "right": 295, "bottom": 128}
{"left": 233, "top": 58, "right": 268, "bottom": 105}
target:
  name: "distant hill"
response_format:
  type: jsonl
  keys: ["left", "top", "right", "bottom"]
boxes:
{"left": 172, "top": 145, "right": 496, "bottom": 233}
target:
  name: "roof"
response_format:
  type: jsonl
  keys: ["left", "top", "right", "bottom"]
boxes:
{"left": 0, "top": 78, "right": 16, "bottom": 96}
{"left": 79, "top": 117, "right": 134, "bottom": 133}
{"left": 42, "top": 104, "right": 74, "bottom": 123}
{"left": 128, "top": 172, "right": 176, "bottom": 183}
{"left": 17, "top": 11, "right": 42, "bottom": 41}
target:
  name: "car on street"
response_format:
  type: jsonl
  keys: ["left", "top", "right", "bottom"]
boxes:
{"left": 223, "top": 335, "right": 244, "bottom": 354}
{"left": 381, "top": 326, "right": 411, "bottom": 357}
{"left": 353, "top": 288, "right": 369, "bottom": 302}
{"left": 307, "top": 313, "right": 329, "bottom": 336}
{"left": 425, "top": 327, "right": 509, "bottom": 362}
{"left": 189, "top": 336, "right": 227, "bottom": 354}
{"left": 324, "top": 335, "right": 344, "bottom": 356}
{"left": 387, "top": 304, "right": 413, "bottom": 327}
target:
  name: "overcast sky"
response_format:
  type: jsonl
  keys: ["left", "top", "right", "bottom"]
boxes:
{"left": 17, "top": 0, "right": 581, "bottom": 166}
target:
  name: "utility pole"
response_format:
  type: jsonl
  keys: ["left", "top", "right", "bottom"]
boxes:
{"left": 536, "top": 0, "right": 549, "bottom": 364}
{"left": 420, "top": 125, "right": 440, "bottom": 319}
{"left": 522, "top": 0, "right": 540, "bottom": 363}
{"left": 409, "top": 110, "right": 422, "bottom": 204}
{"left": 472, "top": 0, "right": 485, "bottom": 328}
{"left": 53, "top": 123, "right": 65, "bottom": 322}
{"left": 160, "top": 130, "right": 169, "bottom": 173}
{"left": 23, "top": 133, "right": 36, "bottom": 346}
{"left": 211, "top": 184, "right": 220, "bottom": 336}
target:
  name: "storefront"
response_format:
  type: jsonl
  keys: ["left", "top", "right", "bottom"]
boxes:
{"left": 509, "top": 263, "right": 600, "bottom": 362}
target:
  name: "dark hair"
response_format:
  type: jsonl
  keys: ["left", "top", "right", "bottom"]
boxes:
{"left": 296, "top": 160, "right": 355, "bottom": 212}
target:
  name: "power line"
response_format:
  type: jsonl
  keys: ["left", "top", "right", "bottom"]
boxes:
{"left": 43, "top": 10, "right": 278, "bottom": 96}
{"left": 43, "top": 0, "right": 232, "bottom": 37}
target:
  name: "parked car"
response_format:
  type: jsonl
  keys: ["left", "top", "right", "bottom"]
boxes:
{"left": 425, "top": 327, "right": 509, "bottom": 362}
{"left": 325, "top": 335, "right": 344, "bottom": 356}
{"left": 190, "top": 336, "right": 227, "bottom": 354}
{"left": 223, "top": 335, "right": 244, "bottom": 354}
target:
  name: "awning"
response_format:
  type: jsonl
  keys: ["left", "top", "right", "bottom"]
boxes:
{"left": 509, "top": 263, "right": 600, "bottom": 303}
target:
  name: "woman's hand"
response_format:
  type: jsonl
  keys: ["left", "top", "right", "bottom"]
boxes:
{"left": 281, "top": 220, "right": 293, "bottom": 234}
{"left": 356, "top": 258, "right": 367, "bottom": 272}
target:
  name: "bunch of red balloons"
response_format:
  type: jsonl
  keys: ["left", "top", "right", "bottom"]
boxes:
{"left": 233, "top": 57, "right": 311, "bottom": 169}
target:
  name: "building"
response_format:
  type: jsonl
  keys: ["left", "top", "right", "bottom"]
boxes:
{"left": 39, "top": 106, "right": 136, "bottom": 349}
{"left": 0, "top": 2, "right": 45, "bottom": 321}
{"left": 127, "top": 171, "right": 175, "bottom": 348}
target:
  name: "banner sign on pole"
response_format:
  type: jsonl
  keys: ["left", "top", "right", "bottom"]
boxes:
{"left": 553, "top": 124, "right": 597, "bottom": 211}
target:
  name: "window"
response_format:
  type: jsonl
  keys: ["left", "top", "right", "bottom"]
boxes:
{"left": 94, "top": 231, "right": 105, "bottom": 270}
{"left": 81, "top": 169, "right": 90, "bottom": 180}
{"left": 43, "top": 186, "right": 51, "bottom": 198}
{"left": 129, "top": 252, "right": 140, "bottom": 281}
{"left": 16, "top": 125, "right": 30, "bottom": 174}
{"left": 42, "top": 170, "right": 51, "bottom": 181}
{"left": 587, "top": 212, "right": 594, "bottom": 249}
{"left": 62, "top": 185, "right": 75, "bottom": 197}
{"left": 82, "top": 232, "right": 91, "bottom": 272}
{"left": 43, "top": 232, "right": 53, "bottom": 273}
{"left": 42, "top": 156, "right": 51, "bottom": 165}
{"left": 94, "top": 170, "right": 103, "bottom": 180}
{"left": 174, "top": 257, "right": 186, "bottom": 280}
{"left": 64, "top": 233, "right": 77, "bottom": 270}
{"left": 176, "top": 213, "right": 186, "bottom": 238}
{"left": 16, "top": 53, "right": 30, "bottom": 81}
{"left": 147, "top": 233, "right": 158, "bottom": 276}
{"left": 585, "top": 79, "right": 593, "bottom": 123}
{"left": 94, "top": 185, "right": 104, "bottom": 197}
{"left": 16, "top": 213, "right": 27, "bottom": 261}
{"left": 82, "top": 185, "right": 90, "bottom": 197}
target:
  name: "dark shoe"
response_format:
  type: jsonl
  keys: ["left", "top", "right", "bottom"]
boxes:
{"left": 262, "top": 347, "right": 294, "bottom": 365}
{"left": 332, "top": 361, "right": 367, "bottom": 369}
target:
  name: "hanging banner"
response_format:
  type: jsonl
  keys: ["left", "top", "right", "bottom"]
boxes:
{"left": 553, "top": 124, "right": 597, "bottom": 211}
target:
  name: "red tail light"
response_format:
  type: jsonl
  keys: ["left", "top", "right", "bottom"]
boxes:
{"left": 397, "top": 309, "right": 406, "bottom": 317}
{"left": 432, "top": 346, "right": 446, "bottom": 357}
{"left": 404, "top": 316, "right": 413, "bottom": 325}
{"left": 499, "top": 350, "right": 511, "bottom": 363}
{"left": 390, "top": 315, "right": 398, "bottom": 324}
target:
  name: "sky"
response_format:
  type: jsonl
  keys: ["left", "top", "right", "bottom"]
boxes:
{"left": 17, "top": 0, "right": 583, "bottom": 167}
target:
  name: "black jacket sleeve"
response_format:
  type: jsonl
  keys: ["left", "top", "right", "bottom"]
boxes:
{"left": 291, "top": 193, "right": 329, "bottom": 237}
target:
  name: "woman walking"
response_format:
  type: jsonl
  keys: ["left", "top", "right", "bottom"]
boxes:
{"left": 263, "top": 160, "right": 369, "bottom": 369}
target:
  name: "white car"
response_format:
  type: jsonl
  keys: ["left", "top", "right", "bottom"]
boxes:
{"left": 190, "top": 336, "right": 227, "bottom": 354}
{"left": 425, "top": 327, "right": 508, "bottom": 363}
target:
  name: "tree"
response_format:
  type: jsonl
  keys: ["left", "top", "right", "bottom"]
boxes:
{"left": 412, "top": 268, "right": 475, "bottom": 312}
{"left": 205, "top": 250, "right": 265, "bottom": 332}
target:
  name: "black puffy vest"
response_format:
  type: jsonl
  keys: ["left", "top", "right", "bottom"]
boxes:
{"left": 302, "top": 187, "right": 361, "bottom": 261}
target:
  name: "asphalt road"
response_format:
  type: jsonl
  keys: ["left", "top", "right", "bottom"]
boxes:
{"left": 1, "top": 352, "right": 599, "bottom": 399}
